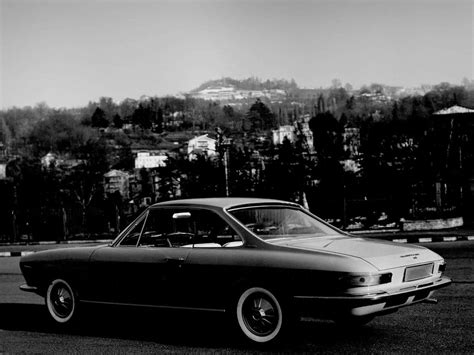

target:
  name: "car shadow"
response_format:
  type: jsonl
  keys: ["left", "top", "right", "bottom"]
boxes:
{"left": 0, "top": 303, "right": 381, "bottom": 350}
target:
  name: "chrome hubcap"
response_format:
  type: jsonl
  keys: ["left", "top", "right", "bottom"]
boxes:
{"left": 242, "top": 293, "right": 279, "bottom": 336}
{"left": 51, "top": 285, "right": 73, "bottom": 318}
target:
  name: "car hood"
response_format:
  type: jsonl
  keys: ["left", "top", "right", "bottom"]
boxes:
{"left": 270, "top": 236, "right": 442, "bottom": 270}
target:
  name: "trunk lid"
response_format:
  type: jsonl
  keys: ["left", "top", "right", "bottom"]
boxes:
{"left": 270, "top": 236, "right": 441, "bottom": 270}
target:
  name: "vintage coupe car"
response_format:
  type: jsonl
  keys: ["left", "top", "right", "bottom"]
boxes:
{"left": 20, "top": 198, "right": 451, "bottom": 343}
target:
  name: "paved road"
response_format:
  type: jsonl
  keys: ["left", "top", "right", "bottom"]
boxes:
{"left": 0, "top": 242, "right": 473, "bottom": 353}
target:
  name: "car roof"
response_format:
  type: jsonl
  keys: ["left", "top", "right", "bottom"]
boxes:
{"left": 150, "top": 197, "right": 300, "bottom": 210}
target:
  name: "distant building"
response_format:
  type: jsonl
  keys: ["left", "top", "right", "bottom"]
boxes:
{"left": 191, "top": 86, "right": 287, "bottom": 103}
{"left": 134, "top": 151, "right": 168, "bottom": 169}
{"left": 272, "top": 118, "right": 314, "bottom": 152}
{"left": 0, "top": 143, "right": 8, "bottom": 179}
{"left": 104, "top": 169, "right": 131, "bottom": 199}
{"left": 272, "top": 125, "right": 295, "bottom": 145}
{"left": 433, "top": 105, "right": 474, "bottom": 115}
{"left": 41, "top": 152, "right": 82, "bottom": 169}
{"left": 41, "top": 152, "right": 59, "bottom": 168}
{"left": 343, "top": 127, "right": 361, "bottom": 157}
{"left": 295, "top": 121, "right": 314, "bottom": 151}
{"left": 149, "top": 170, "right": 182, "bottom": 201}
{"left": 187, "top": 134, "right": 217, "bottom": 157}
{"left": 0, "top": 163, "right": 6, "bottom": 179}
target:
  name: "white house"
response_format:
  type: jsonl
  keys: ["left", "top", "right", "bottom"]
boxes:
{"left": 433, "top": 105, "right": 474, "bottom": 115}
{"left": 187, "top": 134, "right": 217, "bottom": 157}
{"left": 272, "top": 125, "right": 295, "bottom": 145}
{"left": 135, "top": 151, "right": 168, "bottom": 169}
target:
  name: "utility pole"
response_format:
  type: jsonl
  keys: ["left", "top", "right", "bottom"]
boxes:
{"left": 11, "top": 181, "right": 18, "bottom": 243}
{"left": 216, "top": 127, "right": 232, "bottom": 196}
{"left": 224, "top": 148, "right": 229, "bottom": 196}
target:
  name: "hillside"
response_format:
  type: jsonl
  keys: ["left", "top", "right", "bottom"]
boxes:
{"left": 189, "top": 77, "right": 297, "bottom": 102}
{"left": 191, "top": 77, "right": 299, "bottom": 92}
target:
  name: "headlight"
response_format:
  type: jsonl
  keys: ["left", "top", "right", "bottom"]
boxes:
{"left": 339, "top": 273, "right": 392, "bottom": 287}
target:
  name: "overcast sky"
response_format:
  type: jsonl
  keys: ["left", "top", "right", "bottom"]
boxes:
{"left": 1, "top": 0, "right": 473, "bottom": 109}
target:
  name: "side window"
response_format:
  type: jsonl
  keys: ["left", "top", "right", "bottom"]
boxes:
{"left": 192, "top": 210, "right": 242, "bottom": 247}
{"left": 137, "top": 208, "right": 194, "bottom": 248}
{"left": 120, "top": 214, "right": 146, "bottom": 246}
{"left": 120, "top": 208, "right": 243, "bottom": 248}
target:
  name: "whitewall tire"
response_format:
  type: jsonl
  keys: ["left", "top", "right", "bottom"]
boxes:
{"left": 236, "top": 287, "right": 283, "bottom": 343}
{"left": 46, "top": 279, "right": 77, "bottom": 324}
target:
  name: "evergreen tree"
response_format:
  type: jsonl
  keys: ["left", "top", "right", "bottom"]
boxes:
{"left": 112, "top": 114, "right": 124, "bottom": 129}
{"left": 91, "top": 107, "right": 109, "bottom": 128}
{"left": 246, "top": 99, "right": 276, "bottom": 131}
{"left": 132, "top": 104, "right": 153, "bottom": 130}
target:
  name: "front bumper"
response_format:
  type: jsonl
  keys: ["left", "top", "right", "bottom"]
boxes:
{"left": 19, "top": 284, "right": 40, "bottom": 294}
{"left": 294, "top": 276, "right": 452, "bottom": 317}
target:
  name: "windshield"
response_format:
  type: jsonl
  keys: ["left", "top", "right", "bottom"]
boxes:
{"left": 229, "top": 206, "right": 341, "bottom": 240}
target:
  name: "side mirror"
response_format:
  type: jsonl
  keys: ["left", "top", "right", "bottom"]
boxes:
{"left": 172, "top": 212, "right": 191, "bottom": 220}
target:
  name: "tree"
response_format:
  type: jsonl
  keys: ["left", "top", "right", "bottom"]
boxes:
{"left": 1, "top": 106, "right": 42, "bottom": 141}
{"left": 61, "top": 138, "right": 110, "bottom": 234}
{"left": 132, "top": 104, "right": 153, "bottom": 130}
{"left": 328, "top": 87, "right": 349, "bottom": 115}
{"left": 246, "top": 99, "right": 276, "bottom": 131}
{"left": 118, "top": 98, "right": 138, "bottom": 122}
{"left": 28, "top": 111, "right": 95, "bottom": 157}
{"left": 179, "top": 154, "right": 222, "bottom": 197}
{"left": 370, "top": 83, "right": 384, "bottom": 94}
{"left": 223, "top": 105, "right": 234, "bottom": 119}
{"left": 359, "top": 85, "right": 371, "bottom": 95}
{"left": 0, "top": 115, "right": 12, "bottom": 145}
{"left": 309, "top": 112, "right": 343, "bottom": 160}
{"left": 91, "top": 107, "right": 109, "bottom": 128}
{"left": 98, "top": 97, "right": 117, "bottom": 122}
{"left": 112, "top": 114, "right": 124, "bottom": 129}
{"left": 153, "top": 107, "right": 164, "bottom": 133}
{"left": 308, "top": 111, "right": 345, "bottom": 220}
{"left": 139, "top": 168, "right": 152, "bottom": 199}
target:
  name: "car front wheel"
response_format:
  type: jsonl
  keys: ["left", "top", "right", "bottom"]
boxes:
{"left": 236, "top": 286, "right": 283, "bottom": 343}
{"left": 46, "top": 278, "right": 77, "bottom": 324}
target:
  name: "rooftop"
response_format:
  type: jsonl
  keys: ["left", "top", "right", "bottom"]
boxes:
{"left": 433, "top": 105, "right": 474, "bottom": 115}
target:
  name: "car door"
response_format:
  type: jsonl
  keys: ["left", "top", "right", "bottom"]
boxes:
{"left": 87, "top": 208, "right": 191, "bottom": 307}
{"left": 175, "top": 209, "right": 246, "bottom": 310}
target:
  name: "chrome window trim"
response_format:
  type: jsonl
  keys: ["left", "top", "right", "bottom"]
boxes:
{"left": 113, "top": 210, "right": 148, "bottom": 247}
{"left": 135, "top": 210, "right": 151, "bottom": 247}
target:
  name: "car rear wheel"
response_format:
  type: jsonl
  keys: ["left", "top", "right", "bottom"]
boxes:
{"left": 236, "top": 287, "right": 283, "bottom": 343}
{"left": 46, "top": 279, "right": 77, "bottom": 324}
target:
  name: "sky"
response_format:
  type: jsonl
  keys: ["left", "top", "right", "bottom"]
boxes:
{"left": 1, "top": 0, "right": 473, "bottom": 109}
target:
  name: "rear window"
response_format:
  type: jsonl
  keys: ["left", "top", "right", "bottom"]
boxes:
{"left": 229, "top": 206, "right": 339, "bottom": 240}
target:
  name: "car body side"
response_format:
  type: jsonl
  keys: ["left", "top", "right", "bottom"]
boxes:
{"left": 19, "top": 199, "right": 451, "bottom": 321}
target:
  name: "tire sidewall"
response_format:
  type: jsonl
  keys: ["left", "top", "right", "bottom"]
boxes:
{"left": 236, "top": 286, "right": 283, "bottom": 344}
{"left": 46, "top": 278, "right": 76, "bottom": 324}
